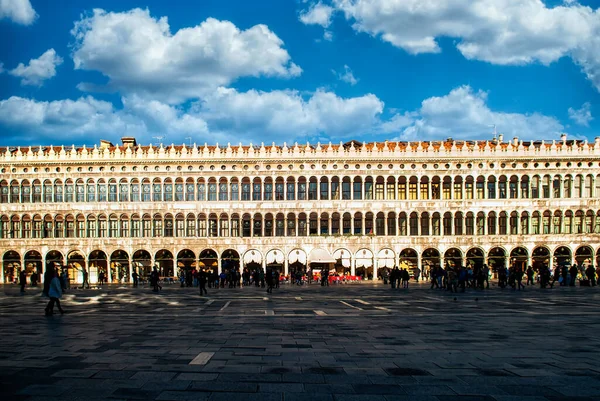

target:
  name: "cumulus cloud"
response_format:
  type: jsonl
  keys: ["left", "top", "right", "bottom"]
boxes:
{"left": 568, "top": 102, "right": 593, "bottom": 126}
{"left": 9, "top": 49, "right": 63, "bottom": 86}
{"left": 0, "top": 86, "right": 567, "bottom": 146}
{"left": 332, "top": 65, "right": 358, "bottom": 85}
{"left": 0, "top": 0, "right": 37, "bottom": 25}
{"left": 196, "top": 87, "right": 384, "bottom": 143}
{"left": 71, "top": 8, "right": 302, "bottom": 103}
{"left": 328, "top": 0, "right": 600, "bottom": 91}
{"left": 299, "top": 2, "right": 335, "bottom": 27}
{"left": 394, "top": 85, "right": 564, "bottom": 141}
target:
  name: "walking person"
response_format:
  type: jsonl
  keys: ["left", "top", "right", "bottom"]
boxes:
{"left": 45, "top": 268, "right": 64, "bottom": 316}
{"left": 266, "top": 267, "right": 274, "bottom": 293}
{"left": 150, "top": 266, "right": 161, "bottom": 292}
{"left": 81, "top": 267, "right": 90, "bottom": 289}
{"left": 586, "top": 264, "right": 596, "bottom": 287}
{"left": 132, "top": 270, "right": 139, "bottom": 287}
{"left": 199, "top": 269, "right": 208, "bottom": 295}
{"left": 526, "top": 266, "right": 535, "bottom": 286}
{"left": 19, "top": 268, "right": 27, "bottom": 294}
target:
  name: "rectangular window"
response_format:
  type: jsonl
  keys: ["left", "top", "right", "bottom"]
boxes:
{"left": 409, "top": 182, "right": 417, "bottom": 200}
{"left": 476, "top": 181, "right": 484, "bottom": 199}
{"left": 298, "top": 219, "right": 307, "bottom": 236}
{"left": 142, "top": 185, "right": 150, "bottom": 202}
{"left": 208, "top": 219, "right": 217, "bottom": 237}
{"left": 342, "top": 218, "right": 350, "bottom": 234}
{"left": 465, "top": 182, "right": 473, "bottom": 200}
{"left": 152, "top": 184, "right": 161, "bottom": 202}
{"left": 442, "top": 182, "right": 451, "bottom": 199}
{"left": 119, "top": 185, "right": 129, "bottom": 202}
{"left": 531, "top": 217, "right": 540, "bottom": 234}
{"left": 476, "top": 216, "right": 484, "bottom": 235}
{"left": 231, "top": 219, "right": 239, "bottom": 237}
{"left": 33, "top": 220, "right": 42, "bottom": 238}
{"left": 465, "top": 217, "right": 474, "bottom": 236}
{"left": 487, "top": 182, "right": 496, "bottom": 199}
{"left": 399, "top": 216, "right": 407, "bottom": 236}
{"left": 420, "top": 182, "right": 428, "bottom": 200}
{"left": 230, "top": 183, "right": 239, "bottom": 201}
{"left": 564, "top": 216, "right": 572, "bottom": 234}
{"left": 253, "top": 183, "right": 261, "bottom": 201}
{"left": 320, "top": 182, "right": 329, "bottom": 200}
{"left": 453, "top": 183, "right": 462, "bottom": 200}
{"left": 386, "top": 182, "right": 395, "bottom": 200}
{"left": 432, "top": 216, "right": 440, "bottom": 235}
{"left": 454, "top": 216, "right": 463, "bottom": 235}
{"left": 186, "top": 184, "right": 195, "bottom": 201}
{"left": 109, "top": 220, "right": 118, "bottom": 237}
{"left": 23, "top": 221, "right": 31, "bottom": 238}
{"left": 331, "top": 182, "right": 340, "bottom": 200}
{"left": 353, "top": 182, "right": 362, "bottom": 200}
{"left": 54, "top": 186, "right": 63, "bottom": 203}
{"left": 152, "top": 220, "right": 162, "bottom": 237}
{"left": 543, "top": 216, "right": 550, "bottom": 234}
{"left": 275, "top": 183, "right": 284, "bottom": 200}
{"left": 364, "top": 182, "right": 373, "bottom": 200}
{"left": 98, "top": 220, "right": 107, "bottom": 237}
{"left": 375, "top": 183, "right": 384, "bottom": 200}
{"left": 520, "top": 181, "right": 529, "bottom": 198}
{"left": 241, "top": 184, "right": 250, "bottom": 201}
{"left": 553, "top": 217, "right": 561, "bottom": 234}
{"left": 208, "top": 184, "right": 217, "bottom": 201}
{"left": 87, "top": 220, "right": 96, "bottom": 238}
{"left": 342, "top": 182, "right": 351, "bottom": 200}
{"left": 298, "top": 183, "right": 306, "bottom": 200}
{"left": 66, "top": 186, "right": 74, "bottom": 202}
{"left": 220, "top": 219, "right": 229, "bottom": 237}
{"left": 219, "top": 184, "right": 228, "bottom": 201}
{"left": 498, "top": 217, "right": 507, "bottom": 235}
{"left": 499, "top": 182, "right": 507, "bottom": 199}
{"left": 163, "top": 184, "right": 173, "bottom": 201}
{"left": 176, "top": 220, "right": 184, "bottom": 237}
{"left": 286, "top": 183, "right": 295, "bottom": 200}
{"left": 308, "top": 182, "right": 318, "bottom": 200}
{"left": 331, "top": 217, "right": 340, "bottom": 235}
{"left": 197, "top": 184, "right": 205, "bottom": 201}
{"left": 131, "top": 220, "right": 140, "bottom": 237}
{"left": 142, "top": 219, "right": 151, "bottom": 237}
{"left": 520, "top": 217, "right": 528, "bottom": 235}
{"left": 198, "top": 220, "right": 207, "bottom": 237}
{"left": 186, "top": 220, "right": 195, "bottom": 237}
{"left": 287, "top": 219, "right": 296, "bottom": 236}
{"left": 131, "top": 185, "right": 139, "bottom": 202}
{"left": 264, "top": 183, "right": 273, "bottom": 201}
{"left": 109, "top": 184, "right": 117, "bottom": 202}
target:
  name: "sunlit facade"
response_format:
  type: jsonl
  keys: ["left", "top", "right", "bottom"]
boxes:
{"left": 1, "top": 135, "right": 600, "bottom": 284}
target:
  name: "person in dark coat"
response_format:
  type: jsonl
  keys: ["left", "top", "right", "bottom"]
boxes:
{"left": 150, "top": 266, "right": 161, "bottom": 292}
{"left": 586, "top": 265, "right": 596, "bottom": 287}
{"left": 19, "top": 269, "right": 27, "bottom": 293}
{"left": 199, "top": 269, "right": 208, "bottom": 295}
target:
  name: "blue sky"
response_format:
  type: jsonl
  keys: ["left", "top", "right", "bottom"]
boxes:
{"left": 0, "top": 0, "right": 599, "bottom": 147}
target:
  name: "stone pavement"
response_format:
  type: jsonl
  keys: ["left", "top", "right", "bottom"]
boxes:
{"left": 2, "top": 281, "right": 600, "bottom": 401}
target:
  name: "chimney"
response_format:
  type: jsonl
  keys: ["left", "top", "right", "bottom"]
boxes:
{"left": 498, "top": 134, "right": 503, "bottom": 143}
{"left": 561, "top": 133, "right": 567, "bottom": 143}
{"left": 100, "top": 139, "right": 114, "bottom": 149}
{"left": 512, "top": 137, "right": 519, "bottom": 146}
{"left": 121, "top": 136, "right": 137, "bottom": 148}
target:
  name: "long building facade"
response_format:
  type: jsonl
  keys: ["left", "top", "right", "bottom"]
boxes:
{"left": 1, "top": 135, "right": 599, "bottom": 284}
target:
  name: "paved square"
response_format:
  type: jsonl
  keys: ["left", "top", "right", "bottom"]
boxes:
{"left": 2, "top": 282, "right": 600, "bottom": 401}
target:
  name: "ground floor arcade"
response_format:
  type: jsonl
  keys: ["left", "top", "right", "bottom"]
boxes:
{"left": 1, "top": 242, "right": 597, "bottom": 284}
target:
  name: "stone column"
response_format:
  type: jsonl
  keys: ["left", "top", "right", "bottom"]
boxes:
{"left": 351, "top": 257, "right": 356, "bottom": 276}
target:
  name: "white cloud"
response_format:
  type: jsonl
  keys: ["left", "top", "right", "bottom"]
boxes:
{"left": 9, "top": 49, "right": 63, "bottom": 86}
{"left": 331, "top": 0, "right": 600, "bottom": 91}
{"left": 568, "top": 102, "right": 593, "bottom": 126}
{"left": 323, "top": 30, "right": 333, "bottom": 41}
{"left": 333, "top": 64, "right": 358, "bottom": 85}
{"left": 196, "top": 87, "right": 384, "bottom": 143}
{"left": 394, "top": 85, "right": 564, "bottom": 141}
{"left": 71, "top": 8, "right": 301, "bottom": 103}
{"left": 299, "top": 2, "right": 334, "bottom": 27}
{"left": 0, "top": 0, "right": 37, "bottom": 25}
{"left": 0, "top": 86, "right": 567, "bottom": 146}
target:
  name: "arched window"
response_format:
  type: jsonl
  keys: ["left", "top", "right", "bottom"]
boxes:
{"left": 487, "top": 176, "right": 496, "bottom": 199}
{"left": 476, "top": 176, "right": 485, "bottom": 199}
{"left": 265, "top": 213, "right": 274, "bottom": 236}
{"left": 520, "top": 212, "right": 529, "bottom": 234}
{"left": 276, "top": 213, "right": 285, "bottom": 236}
{"left": 364, "top": 176, "right": 373, "bottom": 200}
{"left": 120, "top": 214, "right": 129, "bottom": 237}
{"left": 398, "top": 176, "right": 407, "bottom": 200}
{"left": 309, "top": 212, "right": 318, "bottom": 235}
{"left": 443, "top": 176, "right": 452, "bottom": 199}
{"left": 342, "top": 212, "right": 351, "bottom": 235}
{"left": 465, "top": 212, "right": 474, "bottom": 235}
{"left": 98, "top": 214, "right": 107, "bottom": 237}
{"left": 487, "top": 211, "right": 496, "bottom": 235}
{"left": 152, "top": 179, "right": 162, "bottom": 202}
{"left": 229, "top": 178, "right": 239, "bottom": 201}
{"left": 520, "top": 175, "right": 529, "bottom": 199}
{"left": 130, "top": 179, "right": 139, "bottom": 202}
{"left": 353, "top": 177, "right": 362, "bottom": 200}
{"left": 531, "top": 211, "right": 540, "bottom": 234}
{"left": 253, "top": 213, "right": 262, "bottom": 236}
{"left": 208, "top": 213, "right": 217, "bottom": 237}
{"left": 398, "top": 212, "right": 407, "bottom": 236}
{"left": 308, "top": 177, "right": 317, "bottom": 200}
{"left": 564, "top": 210, "right": 573, "bottom": 234}
{"left": 465, "top": 176, "right": 474, "bottom": 199}
{"left": 163, "top": 178, "right": 173, "bottom": 202}
{"left": 240, "top": 177, "right": 250, "bottom": 201}
{"left": 574, "top": 210, "right": 584, "bottom": 233}
{"left": 341, "top": 177, "right": 350, "bottom": 200}
{"left": 220, "top": 213, "right": 230, "bottom": 237}
{"left": 509, "top": 176, "right": 518, "bottom": 199}
{"left": 375, "top": 176, "right": 385, "bottom": 200}
{"left": 420, "top": 212, "right": 430, "bottom": 236}
{"left": 275, "top": 177, "right": 285, "bottom": 201}
{"left": 431, "top": 176, "right": 441, "bottom": 199}
{"left": 320, "top": 212, "right": 329, "bottom": 235}
{"left": 387, "top": 212, "right": 397, "bottom": 236}
{"left": 53, "top": 180, "right": 63, "bottom": 203}
{"left": 297, "top": 177, "right": 306, "bottom": 200}
{"left": 542, "top": 175, "right": 551, "bottom": 198}
{"left": 552, "top": 175, "right": 561, "bottom": 198}
{"left": 509, "top": 211, "right": 518, "bottom": 235}
{"left": 164, "top": 213, "right": 174, "bottom": 237}
{"left": 454, "top": 211, "right": 463, "bottom": 235}
{"left": 375, "top": 212, "right": 385, "bottom": 235}
{"left": 564, "top": 175, "right": 572, "bottom": 198}
{"left": 264, "top": 178, "right": 273, "bottom": 201}
{"left": 420, "top": 176, "right": 429, "bottom": 200}
{"left": 288, "top": 213, "right": 297, "bottom": 236}
{"left": 409, "top": 212, "right": 418, "bottom": 235}
{"left": 331, "top": 176, "right": 340, "bottom": 200}
{"left": 119, "top": 179, "right": 129, "bottom": 202}
{"left": 476, "top": 212, "right": 485, "bottom": 235}
{"left": 186, "top": 213, "right": 196, "bottom": 237}
{"left": 443, "top": 212, "right": 452, "bottom": 235}
{"left": 175, "top": 179, "right": 185, "bottom": 201}
{"left": 432, "top": 212, "right": 441, "bottom": 235}
{"left": 152, "top": 213, "right": 163, "bottom": 237}
{"left": 542, "top": 210, "right": 551, "bottom": 234}
{"left": 20, "top": 180, "right": 31, "bottom": 203}
{"left": 108, "top": 179, "right": 117, "bottom": 202}
{"left": 386, "top": 177, "right": 396, "bottom": 200}
{"left": 207, "top": 178, "right": 217, "bottom": 201}
{"left": 498, "top": 175, "right": 507, "bottom": 199}
{"left": 553, "top": 210, "right": 562, "bottom": 234}
{"left": 498, "top": 212, "right": 507, "bottom": 235}
{"left": 586, "top": 210, "right": 594, "bottom": 233}
{"left": 408, "top": 176, "right": 418, "bottom": 200}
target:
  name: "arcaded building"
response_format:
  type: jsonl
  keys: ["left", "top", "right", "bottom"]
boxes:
{"left": 1, "top": 135, "right": 599, "bottom": 284}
